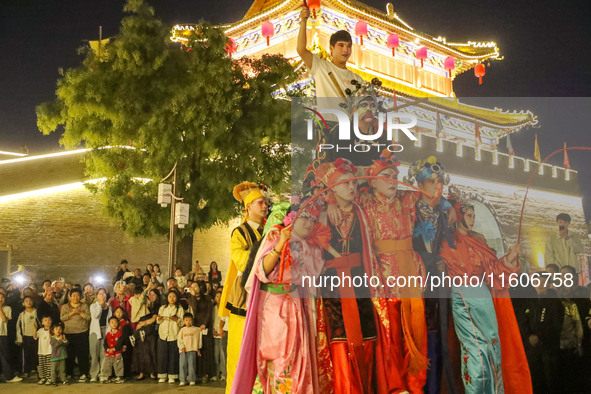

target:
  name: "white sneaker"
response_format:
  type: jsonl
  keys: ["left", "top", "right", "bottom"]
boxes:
{"left": 168, "top": 378, "right": 175, "bottom": 384}
{"left": 179, "top": 382, "right": 186, "bottom": 386}
{"left": 189, "top": 381, "right": 196, "bottom": 386}
{"left": 90, "top": 377, "right": 97, "bottom": 383}
{"left": 7, "top": 376, "right": 23, "bottom": 383}
{"left": 211, "top": 376, "right": 218, "bottom": 381}
{"left": 158, "top": 378, "right": 166, "bottom": 383}
{"left": 79, "top": 374, "right": 88, "bottom": 382}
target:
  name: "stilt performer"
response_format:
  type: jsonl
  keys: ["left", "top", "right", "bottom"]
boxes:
{"left": 219, "top": 182, "right": 268, "bottom": 393}
{"left": 406, "top": 156, "right": 457, "bottom": 394}
{"left": 313, "top": 158, "right": 387, "bottom": 393}
{"left": 362, "top": 151, "right": 429, "bottom": 393}
{"left": 440, "top": 196, "right": 532, "bottom": 394}
{"left": 233, "top": 201, "right": 328, "bottom": 393}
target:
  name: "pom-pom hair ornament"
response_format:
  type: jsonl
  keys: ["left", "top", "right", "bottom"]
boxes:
{"left": 314, "top": 158, "right": 358, "bottom": 188}
{"left": 365, "top": 149, "right": 401, "bottom": 178}
{"left": 404, "top": 156, "right": 450, "bottom": 186}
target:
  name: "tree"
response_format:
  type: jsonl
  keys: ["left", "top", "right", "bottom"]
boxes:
{"left": 37, "top": 0, "right": 300, "bottom": 237}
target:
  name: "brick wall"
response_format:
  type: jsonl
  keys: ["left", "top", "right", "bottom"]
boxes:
{"left": 0, "top": 183, "right": 241, "bottom": 285}
{"left": 192, "top": 218, "right": 240, "bottom": 278}
{"left": 0, "top": 185, "right": 169, "bottom": 284}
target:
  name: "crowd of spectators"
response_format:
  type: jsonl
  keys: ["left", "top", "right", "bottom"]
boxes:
{"left": 0, "top": 259, "right": 226, "bottom": 386}
{"left": 511, "top": 264, "right": 591, "bottom": 393}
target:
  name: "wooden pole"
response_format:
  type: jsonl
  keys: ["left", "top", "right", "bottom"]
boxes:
{"left": 98, "top": 26, "right": 102, "bottom": 60}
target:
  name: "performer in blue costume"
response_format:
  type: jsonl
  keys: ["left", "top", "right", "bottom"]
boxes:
{"left": 405, "top": 156, "right": 457, "bottom": 394}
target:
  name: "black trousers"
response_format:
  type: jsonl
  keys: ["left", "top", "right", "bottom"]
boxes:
{"left": 157, "top": 339, "right": 179, "bottom": 378}
{"left": 22, "top": 335, "right": 38, "bottom": 373}
{"left": 528, "top": 349, "right": 560, "bottom": 394}
{"left": 66, "top": 332, "right": 90, "bottom": 376}
{"left": 0, "top": 336, "right": 15, "bottom": 380}
{"left": 558, "top": 348, "right": 583, "bottom": 393}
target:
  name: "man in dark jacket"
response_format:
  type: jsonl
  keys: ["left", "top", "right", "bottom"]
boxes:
{"left": 524, "top": 272, "right": 564, "bottom": 394}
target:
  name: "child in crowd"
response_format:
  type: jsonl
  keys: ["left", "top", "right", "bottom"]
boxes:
{"left": 16, "top": 295, "right": 39, "bottom": 378}
{"left": 156, "top": 290, "right": 185, "bottom": 383}
{"left": 213, "top": 290, "right": 227, "bottom": 381}
{"left": 49, "top": 322, "right": 68, "bottom": 385}
{"left": 34, "top": 316, "right": 52, "bottom": 385}
{"left": 101, "top": 316, "right": 125, "bottom": 384}
{"left": 113, "top": 306, "right": 132, "bottom": 377}
{"left": 174, "top": 268, "right": 187, "bottom": 290}
{"left": 0, "top": 292, "right": 22, "bottom": 382}
{"left": 177, "top": 312, "right": 203, "bottom": 386}
{"left": 152, "top": 264, "right": 163, "bottom": 285}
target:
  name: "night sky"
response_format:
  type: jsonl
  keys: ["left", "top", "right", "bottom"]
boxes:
{"left": 1, "top": 0, "right": 590, "bottom": 217}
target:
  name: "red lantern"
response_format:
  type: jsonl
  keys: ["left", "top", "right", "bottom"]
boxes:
{"left": 444, "top": 56, "right": 455, "bottom": 78}
{"left": 307, "top": 0, "right": 321, "bottom": 19}
{"left": 416, "top": 46, "right": 427, "bottom": 68}
{"left": 261, "top": 22, "right": 274, "bottom": 46}
{"left": 225, "top": 38, "right": 237, "bottom": 59}
{"left": 355, "top": 20, "right": 368, "bottom": 46}
{"left": 387, "top": 33, "right": 399, "bottom": 57}
{"left": 474, "top": 63, "right": 485, "bottom": 85}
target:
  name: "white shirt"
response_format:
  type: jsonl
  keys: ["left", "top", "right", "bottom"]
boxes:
{"left": 129, "top": 294, "right": 149, "bottom": 323}
{"left": 0, "top": 306, "right": 11, "bottom": 336}
{"left": 37, "top": 328, "right": 52, "bottom": 355}
{"left": 310, "top": 56, "right": 362, "bottom": 99}
{"left": 213, "top": 305, "right": 223, "bottom": 338}
{"left": 17, "top": 309, "right": 38, "bottom": 342}
{"left": 157, "top": 304, "right": 185, "bottom": 341}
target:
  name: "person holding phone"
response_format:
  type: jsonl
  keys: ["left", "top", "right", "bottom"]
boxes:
{"left": 545, "top": 213, "right": 584, "bottom": 271}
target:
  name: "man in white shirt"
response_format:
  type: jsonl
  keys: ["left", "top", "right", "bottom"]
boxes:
{"left": 297, "top": 7, "right": 363, "bottom": 98}
{"left": 545, "top": 213, "right": 584, "bottom": 270}
{"left": 298, "top": 6, "right": 373, "bottom": 164}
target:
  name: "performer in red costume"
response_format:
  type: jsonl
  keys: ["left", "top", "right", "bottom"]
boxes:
{"left": 362, "top": 151, "right": 428, "bottom": 394}
{"left": 313, "top": 158, "right": 386, "bottom": 394}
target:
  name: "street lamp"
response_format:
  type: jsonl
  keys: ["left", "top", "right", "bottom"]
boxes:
{"left": 158, "top": 163, "right": 189, "bottom": 278}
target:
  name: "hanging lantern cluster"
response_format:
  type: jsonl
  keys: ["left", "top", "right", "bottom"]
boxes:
{"left": 415, "top": 46, "right": 427, "bottom": 68}
{"left": 444, "top": 56, "right": 455, "bottom": 78}
{"left": 261, "top": 21, "right": 274, "bottom": 46}
{"left": 355, "top": 20, "right": 368, "bottom": 45}
{"left": 387, "top": 33, "right": 399, "bottom": 56}
{"left": 474, "top": 63, "right": 486, "bottom": 84}
{"left": 225, "top": 38, "right": 237, "bottom": 59}
{"left": 307, "top": 0, "right": 321, "bottom": 19}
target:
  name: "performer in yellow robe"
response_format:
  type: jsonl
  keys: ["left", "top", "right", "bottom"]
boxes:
{"left": 219, "top": 181, "right": 268, "bottom": 393}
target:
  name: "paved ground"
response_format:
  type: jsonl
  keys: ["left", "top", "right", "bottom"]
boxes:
{"left": 3, "top": 378, "right": 226, "bottom": 393}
